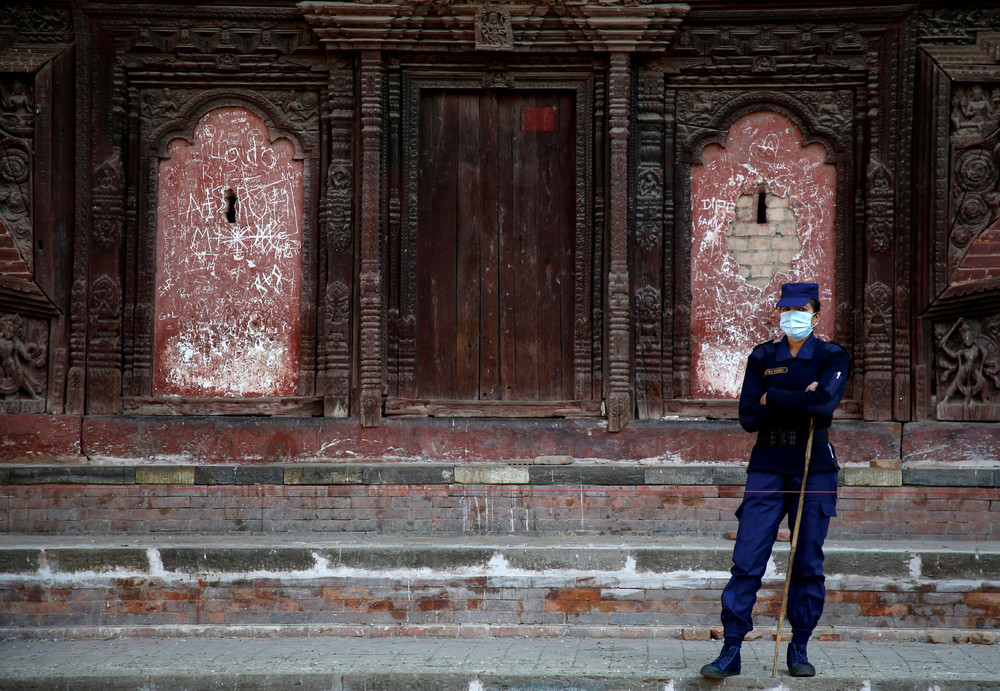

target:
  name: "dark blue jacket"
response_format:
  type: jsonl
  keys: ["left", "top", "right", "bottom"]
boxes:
{"left": 738, "top": 334, "right": 851, "bottom": 475}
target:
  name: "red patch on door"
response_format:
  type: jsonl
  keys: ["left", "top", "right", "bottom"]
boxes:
{"left": 521, "top": 106, "right": 556, "bottom": 132}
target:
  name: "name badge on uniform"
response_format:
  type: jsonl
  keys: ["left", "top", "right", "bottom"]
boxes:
{"left": 764, "top": 367, "right": 788, "bottom": 376}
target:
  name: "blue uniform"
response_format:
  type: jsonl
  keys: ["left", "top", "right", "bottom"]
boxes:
{"left": 720, "top": 334, "right": 851, "bottom": 646}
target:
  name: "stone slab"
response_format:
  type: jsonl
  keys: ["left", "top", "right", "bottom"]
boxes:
{"left": 326, "top": 547, "right": 496, "bottom": 571}
{"left": 45, "top": 549, "right": 148, "bottom": 573}
{"left": 633, "top": 548, "right": 733, "bottom": 573}
{"left": 135, "top": 466, "right": 196, "bottom": 485}
{"left": 823, "top": 549, "right": 911, "bottom": 578}
{"left": 455, "top": 466, "right": 530, "bottom": 485}
{"left": 902, "top": 468, "right": 996, "bottom": 487}
{"left": 529, "top": 465, "right": 646, "bottom": 485}
{"left": 159, "top": 547, "right": 316, "bottom": 573}
{"left": 842, "top": 467, "right": 902, "bottom": 487}
{"left": 362, "top": 464, "right": 454, "bottom": 485}
{"left": 7, "top": 466, "right": 135, "bottom": 485}
{"left": 920, "top": 551, "right": 1000, "bottom": 579}
{"left": 283, "top": 465, "right": 364, "bottom": 485}
{"left": 503, "top": 548, "right": 630, "bottom": 572}
{"left": 0, "top": 549, "right": 38, "bottom": 574}
{"left": 194, "top": 466, "right": 284, "bottom": 485}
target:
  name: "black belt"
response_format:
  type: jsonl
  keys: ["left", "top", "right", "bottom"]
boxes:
{"left": 758, "top": 427, "right": 829, "bottom": 447}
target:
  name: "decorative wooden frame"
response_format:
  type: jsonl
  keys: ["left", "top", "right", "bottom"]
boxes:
{"left": 0, "top": 6, "right": 73, "bottom": 414}
{"left": 123, "top": 88, "right": 323, "bottom": 414}
{"left": 304, "top": 1, "right": 689, "bottom": 429}
{"left": 635, "top": 5, "right": 915, "bottom": 422}
{"left": 381, "top": 57, "right": 604, "bottom": 420}
{"left": 914, "top": 31, "right": 1000, "bottom": 421}
{"left": 75, "top": 1, "right": 331, "bottom": 416}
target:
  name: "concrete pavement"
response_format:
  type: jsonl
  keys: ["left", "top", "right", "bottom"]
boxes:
{"left": 2, "top": 635, "right": 999, "bottom": 690}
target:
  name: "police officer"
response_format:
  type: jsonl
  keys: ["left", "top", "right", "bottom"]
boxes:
{"left": 701, "top": 282, "right": 851, "bottom": 679}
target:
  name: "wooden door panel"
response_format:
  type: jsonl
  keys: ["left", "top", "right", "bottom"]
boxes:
{"left": 413, "top": 89, "right": 576, "bottom": 404}
{"left": 500, "top": 93, "right": 576, "bottom": 401}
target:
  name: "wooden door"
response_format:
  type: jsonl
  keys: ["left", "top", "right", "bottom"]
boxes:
{"left": 413, "top": 90, "right": 576, "bottom": 405}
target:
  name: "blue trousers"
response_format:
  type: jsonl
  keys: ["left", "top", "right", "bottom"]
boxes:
{"left": 720, "top": 469, "right": 838, "bottom": 643}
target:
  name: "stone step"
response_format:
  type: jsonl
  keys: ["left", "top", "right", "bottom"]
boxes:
{"left": 2, "top": 535, "right": 998, "bottom": 641}
{"left": 1, "top": 634, "right": 999, "bottom": 691}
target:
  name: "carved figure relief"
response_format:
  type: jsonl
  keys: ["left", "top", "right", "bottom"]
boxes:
{"left": 0, "top": 4, "right": 72, "bottom": 45}
{"left": 92, "top": 154, "right": 124, "bottom": 251}
{"left": 475, "top": 6, "right": 513, "bottom": 51}
{"left": 936, "top": 316, "right": 1000, "bottom": 421}
{"left": 0, "top": 311, "right": 46, "bottom": 411}
{"left": 327, "top": 164, "right": 353, "bottom": 253}
{"left": 919, "top": 9, "right": 1000, "bottom": 45}
{"left": 0, "top": 80, "right": 34, "bottom": 136}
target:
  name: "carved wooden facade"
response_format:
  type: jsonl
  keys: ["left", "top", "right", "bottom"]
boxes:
{"left": 2, "top": 1, "right": 999, "bottom": 434}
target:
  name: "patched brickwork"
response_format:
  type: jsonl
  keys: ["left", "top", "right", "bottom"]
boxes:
{"left": 727, "top": 188, "right": 802, "bottom": 290}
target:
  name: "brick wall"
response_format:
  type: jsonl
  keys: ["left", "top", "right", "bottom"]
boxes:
{"left": 2, "top": 467, "right": 997, "bottom": 540}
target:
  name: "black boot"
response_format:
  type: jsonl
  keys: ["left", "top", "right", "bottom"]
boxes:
{"left": 787, "top": 642, "right": 816, "bottom": 677}
{"left": 700, "top": 643, "right": 741, "bottom": 679}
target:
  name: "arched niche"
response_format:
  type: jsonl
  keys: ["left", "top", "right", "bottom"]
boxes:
{"left": 153, "top": 106, "right": 304, "bottom": 397}
{"left": 689, "top": 110, "right": 837, "bottom": 398}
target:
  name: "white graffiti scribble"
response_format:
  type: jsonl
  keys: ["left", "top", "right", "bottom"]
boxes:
{"left": 154, "top": 107, "right": 303, "bottom": 397}
{"left": 690, "top": 112, "right": 837, "bottom": 398}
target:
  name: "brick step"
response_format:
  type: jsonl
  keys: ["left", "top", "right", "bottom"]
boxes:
{"left": 2, "top": 637, "right": 999, "bottom": 690}
{"left": 3, "top": 462, "right": 998, "bottom": 539}
{"left": 2, "top": 535, "right": 998, "bottom": 640}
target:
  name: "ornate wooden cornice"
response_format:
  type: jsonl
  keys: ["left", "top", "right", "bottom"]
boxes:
{"left": 299, "top": 1, "right": 690, "bottom": 53}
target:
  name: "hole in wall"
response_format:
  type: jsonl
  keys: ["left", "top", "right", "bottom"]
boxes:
{"left": 225, "top": 188, "right": 237, "bottom": 224}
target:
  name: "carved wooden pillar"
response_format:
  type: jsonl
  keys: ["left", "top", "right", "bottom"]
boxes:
{"left": 66, "top": 6, "right": 92, "bottom": 414}
{"left": 607, "top": 52, "right": 631, "bottom": 432}
{"left": 863, "top": 21, "right": 913, "bottom": 422}
{"left": 359, "top": 50, "right": 383, "bottom": 427}
{"left": 69, "top": 14, "right": 127, "bottom": 415}
{"left": 320, "top": 64, "right": 356, "bottom": 417}
{"left": 633, "top": 66, "right": 666, "bottom": 420}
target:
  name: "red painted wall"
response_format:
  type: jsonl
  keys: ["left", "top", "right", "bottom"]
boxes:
{"left": 154, "top": 108, "right": 304, "bottom": 397}
{"left": 690, "top": 111, "right": 837, "bottom": 398}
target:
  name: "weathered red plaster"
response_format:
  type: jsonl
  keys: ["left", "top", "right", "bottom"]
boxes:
{"left": 902, "top": 421, "right": 1000, "bottom": 462}
{"left": 154, "top": 107, "right": 303, "bottom": 397}
{"left": 690, "top": 111, "right": 837, "bottom": 398}
{"left": 80, "top": 416, "right": 901, "bottom": 465}
{"left": 0, "top": 414, "right": 82, "bottom": 461}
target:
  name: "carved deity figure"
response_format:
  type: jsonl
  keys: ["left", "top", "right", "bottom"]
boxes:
{"left": 475, "top": 7, "right": 512, "bottom": 50}
{"left": 951, "top": 85, "right": 995, "bottom": 141}
{"left": 480, "top": 12, "right": 506, "bottom": 45}
{"left": 938, "top": 318, "right": 1000, "bottom": 412}
{"left": 0, "top": 80, "right": 33, "bottom": 136}
{"left": 0, "top": 312, "right": 45, "bottom": 399}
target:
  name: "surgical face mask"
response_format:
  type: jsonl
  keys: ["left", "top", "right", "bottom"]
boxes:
{"left": 780, "top": 310, "right": 815, "bottom": 341}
